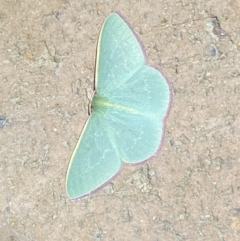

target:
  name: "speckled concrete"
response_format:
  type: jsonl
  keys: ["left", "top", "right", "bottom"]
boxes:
{"left": 0, "top": 0, "right": 239, "bottom": 240}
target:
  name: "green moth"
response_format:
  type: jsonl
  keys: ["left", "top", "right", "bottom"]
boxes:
{"left": 66, "top": 13, "right": 171, "bottom": 199}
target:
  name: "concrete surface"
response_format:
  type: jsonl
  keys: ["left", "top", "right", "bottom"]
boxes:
{"left": 0, "top": 0, "right": 239, "bottom": 240}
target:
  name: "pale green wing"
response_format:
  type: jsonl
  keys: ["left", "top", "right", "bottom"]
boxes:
{"left": 66, "top": 112, "right": 122, "bottom": 199}
{"left": 96, "top": 13, "right": 145, "bottom": 94}
{"left": 92, "top": 65, "right": 170, "bottom": 164}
